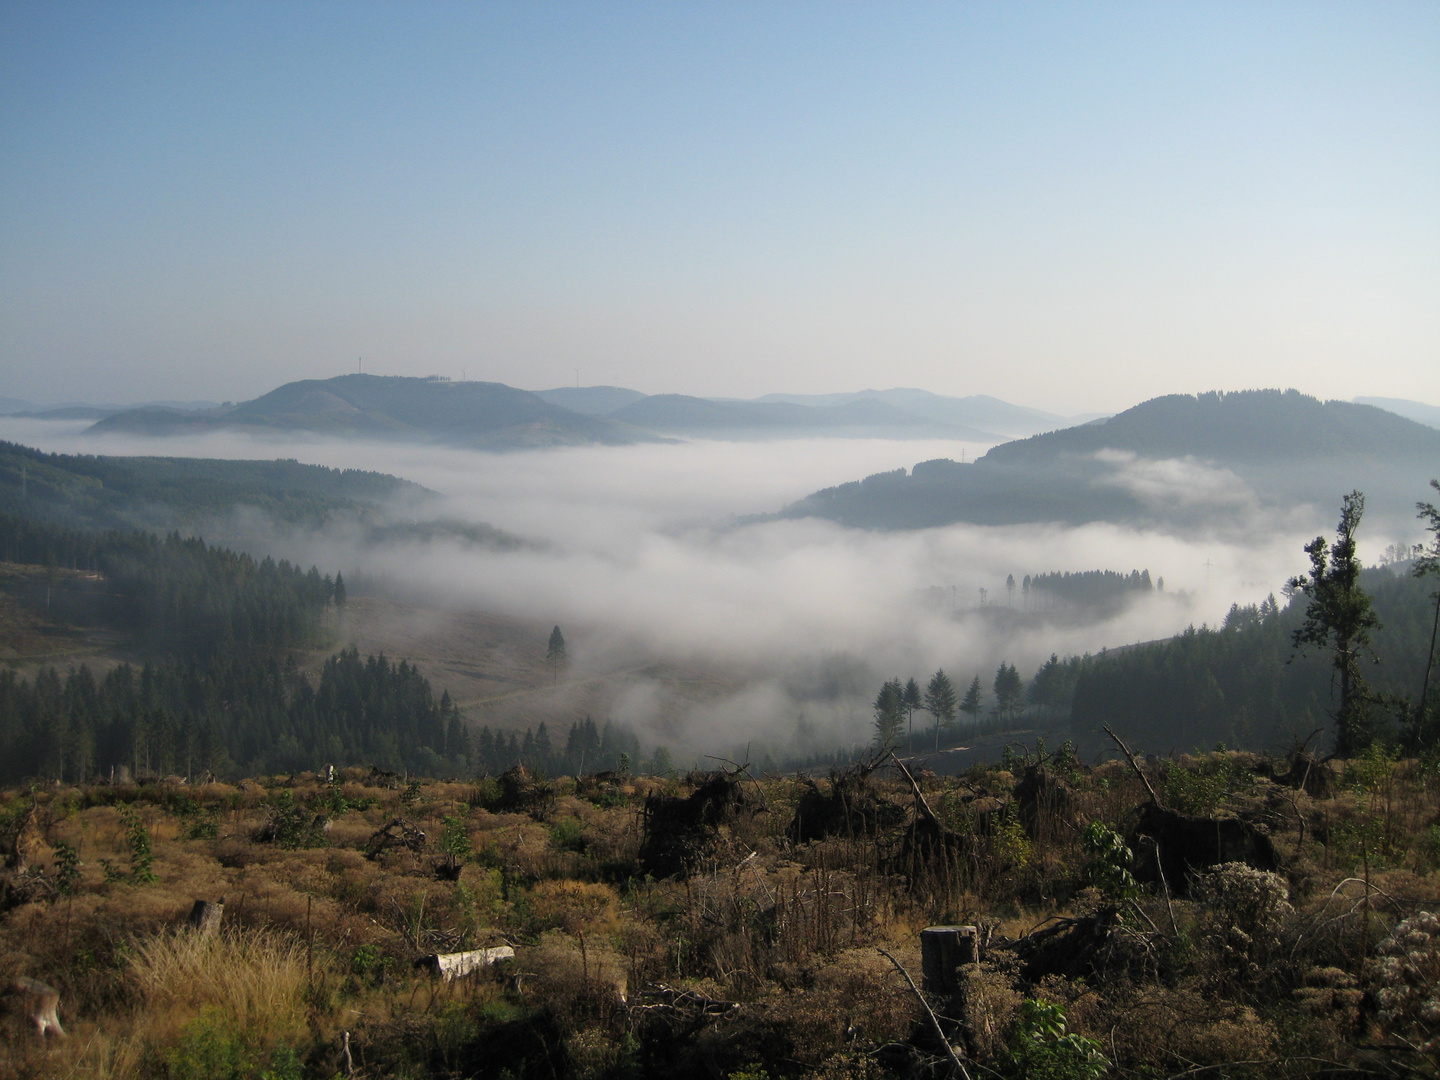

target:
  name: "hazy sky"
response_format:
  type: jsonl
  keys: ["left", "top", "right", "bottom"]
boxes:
{"left": 2, "top": 2, "right": 1437, "bottom": 412}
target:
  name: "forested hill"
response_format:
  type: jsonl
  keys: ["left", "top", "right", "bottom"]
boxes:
{"left": 984, "top": 390, "right": 1440, "bottom": 466}
{"left": 90, "top": 374, "right": 654, "bottom": 449}
{"left": 0, "top": 440, "right": 430, "bottom": 535}
{"left": 781, "top": 390, "right": 1440, "bottom": 530}
{"left": 1066, "top": 564, "right": 1435, "bottom": 755}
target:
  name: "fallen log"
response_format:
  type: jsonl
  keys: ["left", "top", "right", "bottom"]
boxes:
{"left": 418, "top": 946, "right": 515, "bottom": 981}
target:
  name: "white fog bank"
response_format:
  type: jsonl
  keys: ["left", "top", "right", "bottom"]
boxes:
{"left": 1, "top": 418, "right": 1358, "bottom": 754}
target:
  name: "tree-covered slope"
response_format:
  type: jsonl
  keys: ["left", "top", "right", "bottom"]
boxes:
{"left": 1068, "top": 566, "right": 1435, "bottom": 755}
{"left": 0, "top": 440, "right": 429, "bottom": 534}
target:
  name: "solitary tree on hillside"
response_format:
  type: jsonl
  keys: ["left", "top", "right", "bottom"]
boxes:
{"left": 960, "top": 675, "right": 983, "bottom": 724}
{"left": 333, "top": 571, "right": 347, "bottom": 608}
{"left": 1410, "top": 479, "right": 1440, "bottom": 748}
{"left": 1006, "top": 573, "right": 1016, "bottom": 607}
{"left": 1288, "top": 491, "right": 1381, "bottom": 757}
{"left": 546, "top": 626, "right": 567, "bottom": 684}
{"left": 873, "top": 679, "right": 904, "bottom": 751}
{"left": 901, "top": 677, "right": 922, "bottom": 751}
{"left": 924, "top": 669, "right": 958, "bottom": 751}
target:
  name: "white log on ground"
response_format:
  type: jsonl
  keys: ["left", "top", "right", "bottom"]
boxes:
{"left": 422, "top": 946, "right": 515, "bottom": 980}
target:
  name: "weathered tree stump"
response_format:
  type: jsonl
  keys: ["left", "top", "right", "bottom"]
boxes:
{"left": 920, "top": 924, "right": 978, "bottom": 997}
{"left": 187, "top": 898, "right": 224, "bottom": 937}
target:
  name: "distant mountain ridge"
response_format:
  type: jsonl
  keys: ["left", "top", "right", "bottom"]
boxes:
{"left": 79, "top": 375, "right": 1076, "bottom": 446}
{"left": 605, "top": 393, "right": 1003, "bottom": 441}
{"left": 781, "top": 390, "right": 1440, "bottom": 532}
{"left": 1354, "top": 396, "right": 1440, "bottom": 430}
{"left": 90, "top": 375, "right": 652, "bottom": 449}
{"left": 752, "top": 388, "right": 1101, "bottom": 438}
{"left": 534, "top": 386, "right": 647, "bottom": 415}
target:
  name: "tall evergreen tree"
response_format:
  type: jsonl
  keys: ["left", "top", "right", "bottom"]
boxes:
{"left": 872, "top": 679, "right": 904, "bottom": 751}
{"left": 923, "top": 669, "right": 958, "bottom": 751}
{"left": 546, "top": 626, "right": 567, "bottom": 684}
{"left": 992, "top": 662, "right": 1024, "bottom": 721}
{"left": 901, "top": 677, "right": 922, "bottom": 751}
{"left": 960, "top": 675, "right": 983, "bottom": 723}
{"left": 1411, "top": 479, "right": 1440, "bottom": 748}
{"left": 1288, "top": 491, "right": 1381, "bottom": 756}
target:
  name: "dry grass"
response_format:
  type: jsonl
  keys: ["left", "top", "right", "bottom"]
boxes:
{"left": 126, "top": 927, "right": 310, "bottom": 1047}
{"left": 0, "top": 754, "right": 1437, "bottom": 1078}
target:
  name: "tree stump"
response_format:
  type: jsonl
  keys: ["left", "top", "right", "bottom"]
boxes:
{"left": 920, "top": 925, "right": 978, "bottom": 997}
{"left": 187, "top": 898, "right": 224, "bottom": 937}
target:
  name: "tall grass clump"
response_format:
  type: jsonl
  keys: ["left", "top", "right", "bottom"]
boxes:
{"left": 127, "top": 927, "right": 310, "bottom": 1051}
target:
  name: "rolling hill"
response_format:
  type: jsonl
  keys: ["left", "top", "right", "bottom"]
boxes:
{"left": 90, "top": 375, "right": 652, "bottom": 449}
{"left": 780, "top": 390, "right": 1440, "bottom": 531}
{"left": 0, "top": 439, "right": 432, "bottom": 535}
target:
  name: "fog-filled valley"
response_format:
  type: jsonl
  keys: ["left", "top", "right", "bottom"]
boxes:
{"left": 4, "top": 398, "right": 1430, "bottom": 768}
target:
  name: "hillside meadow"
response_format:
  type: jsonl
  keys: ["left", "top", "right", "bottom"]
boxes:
{"left": 1, "top": 745, "right": 1438, "bottom": 1080}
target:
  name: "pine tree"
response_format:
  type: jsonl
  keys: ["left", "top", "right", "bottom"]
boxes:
{"left": 546, "top": 626, "right": 567, "bottom": 684}
{"left": 872, "top": 679, "right": 904, "bottom": 751}
{"left": 901, "top": 677, "right": 922, "bottom": 751}
{"left": 993, "top": 662, "right": 1024, "bottom": 721}
{"left": 923, "top": 669, "right": 958, "bottom": 751}
{"left": 960, "top": 675, "right": 983, "bottom": 723}
{"left": 1288, "top": 491, "right": 1381, "bottom": 756}
{"left": 333, "top": 572, "right": 347, "bottom": 608}
{"left": 1410, "top": 479, "right": 1440, "bottom": 748}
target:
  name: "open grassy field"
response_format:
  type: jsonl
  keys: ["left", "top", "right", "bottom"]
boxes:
{"left": 1, "top": 745, "right": 1437, "bottom": 1079}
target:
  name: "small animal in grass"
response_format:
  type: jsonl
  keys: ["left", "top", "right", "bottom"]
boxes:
{"left": 7, "top": 977, "right": 65, "bottom": 1039}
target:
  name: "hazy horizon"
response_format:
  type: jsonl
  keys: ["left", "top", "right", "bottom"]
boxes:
{"left": 4, "top": 3, "right": 1437, "bottom": 412}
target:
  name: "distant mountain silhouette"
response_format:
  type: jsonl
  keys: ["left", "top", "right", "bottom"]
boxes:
{"left": 781, "top": 390, "right": 1440, "bottom": 531}
{"left": 607, "top": 393, "right": 1002, "bottom": 440}
{"left": 1354, "top": 396, "right": 1440, "bottom": 430}
{"left": 535, "top": 385, "right": 647, "bottom": 415}
{"left": 90, "top": 375, "right": 651, "bottom": 449}
{"left": 754, "top": 388, "right": 1099, "bottom": 438}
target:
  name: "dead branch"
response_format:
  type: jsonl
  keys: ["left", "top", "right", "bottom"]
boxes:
{"left": 1103, "top": 725, "right": 1162, "bottom": 807}
{"left": 876, "top": 947, "right": 971, "bottom": 1080}
{"left": 889, "top": 752, "right": 942, "bottom": 829}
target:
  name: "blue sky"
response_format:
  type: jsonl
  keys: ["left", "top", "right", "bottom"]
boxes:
{"left": 2, "top": 2, "right": 1436, "bottom": 412}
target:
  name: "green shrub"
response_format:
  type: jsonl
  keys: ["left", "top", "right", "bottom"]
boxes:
{"left": 121, "top": 804, "right": 158, "bottom": 883}
{"left": 260, "top": 790, "right": 327, "bottom": 849}
{"left": 1080, "top": 821, "right": 1136, "bottom": 901}
{"left": 548, "top": 817, "right": 587, "bottom": 853}
{"left": 53, "top": 839, "right": 81, "bottom": 895}
{"left": 1005, "top": 999, "right": 1108, "bottom": 1080}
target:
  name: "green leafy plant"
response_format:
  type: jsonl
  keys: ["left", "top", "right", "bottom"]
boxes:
{"left": 121, "top": 804, "right": 157, "bottom": 884}
{"left": 260, "top": 790, "right": 327, "bottom": 849}
{"left": 1080, "top": 821, "right": 1136, "bottom": 901}
{"left": 548, "top": 817, "right": 587, "bottom": 853}
{"left": 53, "top": 839, "right": 81, "bottom": 896}
{"left": 1005, "top": 998, "right": 1109, "bottom": 1080}
{"left": 439, "top": 814, "right": 473, "bottom": 873}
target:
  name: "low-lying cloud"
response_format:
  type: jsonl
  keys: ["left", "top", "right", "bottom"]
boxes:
{"left": 1, "top": 418, "right": 1368, "bottom": 758}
